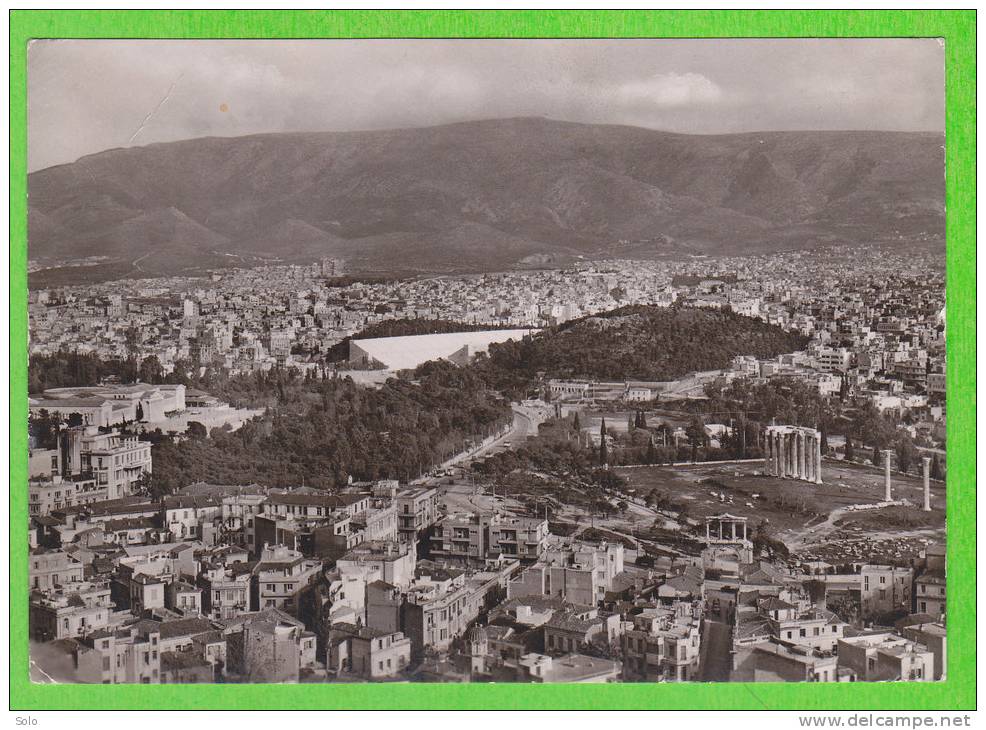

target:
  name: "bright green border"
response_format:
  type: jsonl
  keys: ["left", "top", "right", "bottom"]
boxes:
{"left": 9, "top": 10, "right": 976, "bottom": 711}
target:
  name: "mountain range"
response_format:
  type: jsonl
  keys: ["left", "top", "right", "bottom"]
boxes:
{"left": 27, "top": 117, "right": 945, "bottom": 287}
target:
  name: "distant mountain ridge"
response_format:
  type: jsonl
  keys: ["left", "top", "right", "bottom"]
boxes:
{"left": 27, "top": 117, "right": 945, "bottom": 286}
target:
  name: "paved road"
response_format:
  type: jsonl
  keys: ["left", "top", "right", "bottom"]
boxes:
{"left": 699, "top": 619, "right": 734, "bottom": 682}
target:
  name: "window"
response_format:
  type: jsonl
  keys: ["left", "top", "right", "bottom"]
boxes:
{"left": 800, "top": 629, "right": 806, "bottom": 638}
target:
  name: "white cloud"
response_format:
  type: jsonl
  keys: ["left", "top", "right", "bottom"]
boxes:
{"left": 614, "top": 72, "right": 722, "bottom": 107}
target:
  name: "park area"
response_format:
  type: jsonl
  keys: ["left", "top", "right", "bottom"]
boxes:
{"left": 614, "top": 457, "right": 945, "bottom": 565}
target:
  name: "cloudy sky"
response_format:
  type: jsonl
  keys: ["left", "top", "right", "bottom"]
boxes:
{"left": 28, "top": 38, "right": 944, "bottom": 171}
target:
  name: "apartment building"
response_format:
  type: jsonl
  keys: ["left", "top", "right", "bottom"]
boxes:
{"left": 30, "top": 580, "right": 115, "bottom": 641}
{"left": 508, "top": 540, "right": 625, "bottom": 606}
{"left": 29, "top": 474, "right": 105, "bottom": 517}
{"left": 198, "top": 563, "right": 253, "bottom": 621}
{"left": 29, "top": 548, "right": 85, "bottom": 592}
{"left": 75, "top": 622, "right": 162, "bottom": 684}
{"left": 838, "top": 632, "right": 935, "bottom": 681}
{"left": 327, "top": 623, "right": 412, "bottom": 679}
{"left": 254, "top": 544, "right": 322, "bottom": 614}
{"left": 394, "top": 487, "right": 439, "bottom": 543}
{"left": 60, "top": 426, "right": 153, "bottom": 501}
{"left": 860, "top": 565, "right": 913, "bottom": 617}
{"left": 162, "top": 495, "right": 222, "bottom": 542}
{"left": 621, "top": 604, "right": 701, "bottom": 682}
{"left": 400, "top": 561, "right": 518, "bottom": 656}
{"left": 431, "top": 513, "right": 548, "bottom": 565}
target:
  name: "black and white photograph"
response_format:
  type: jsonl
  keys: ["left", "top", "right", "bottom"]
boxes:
{"left": 26, "top": 38, "right": 946, "bottom": 685}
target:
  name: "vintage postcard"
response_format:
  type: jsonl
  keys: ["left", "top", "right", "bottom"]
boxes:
{"left": 9, "top": 9, "right": 976, "bottom": 717}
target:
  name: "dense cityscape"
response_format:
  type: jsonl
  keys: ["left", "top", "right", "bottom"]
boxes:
{"left": 27, "top": 244, "right": 947, "bottom": 684}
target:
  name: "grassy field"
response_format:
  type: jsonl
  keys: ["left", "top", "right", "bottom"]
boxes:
{"left": 614, "top": 458, "right": 945, "bottom": 556}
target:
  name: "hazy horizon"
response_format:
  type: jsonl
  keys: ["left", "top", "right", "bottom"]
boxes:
{"left": 28, "top": 38, "right": 945, "bottom": 172}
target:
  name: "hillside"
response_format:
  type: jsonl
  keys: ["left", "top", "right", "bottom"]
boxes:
{"left": 27, "top": 117, "right": 945, "bottom": 285}
{"left": 474, "top": 305, "right": 809, "bottom": 396}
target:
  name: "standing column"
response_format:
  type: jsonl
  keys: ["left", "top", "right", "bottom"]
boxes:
{"left": 805, "top": 434, "right": 814, "bottom": 483}
{"left": 779, "top": 433, "right": 787, "bottom": 477}
{"left": 883, "top": 450, "right": 893, "bottom": 502}
{"left": 814, "top": 432, "right": 823, "bottom": 485}
{"left": 785, "top": 434, "right": 793, "bottom": 478}
{"left": 788, "top": 433, "right": 796, "bottom": 478}
{"left": 922, "top": 457, "right": 932, "bottom": 511}
{"left": 765, "top": 432, "right": 774, "bottom": 475}
{"left": 777, "top": 433, "right": 785, "bottom": 477}
{"left": 792, "top": 433, "right": 800, "bottom": 479}
{"left": 797, "top": 432, "right": 806, "bottom": 480}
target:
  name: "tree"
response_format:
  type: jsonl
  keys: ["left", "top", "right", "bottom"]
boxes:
{"left": 67, "top": 412, "right": 83, "bottom": 427}
{"left": 572, "top": 411, "right": 581, "bottom": 432}
{"left": 930, "top": 454, "right": 944, "bottom": 481}
{"left": 627, "top": 413, "right": 635, "bottom": 433}
{"left": 135, "top": 402, "right": 145, "bottom": 421}
{"left": 685, "top": 415, "right": 706, "bottom": 462}
{"left": 872, "top": 445, "right": 881, "bottom": 467}
{"left": 645, "top": 436, "right": 657, "bottom": 465}
{"left": 599, "top": 418, "right": 608, "bottom": 466}
{"left": 29, "top": 409, "right": 62, "bottom": 450}
{"left": 844, "top": 434, "right": 855, "bottom": 462}
{"left": 820, "top": 424, "right": 829, "bottom": 454}
{"left": 187, "top": 421, "right": 208, "bottom": 440}
{"left": 138, "top": 355, "right": 164, "bottom": 384}
{"left": 895, "top": 434, "right": 917, "bottom": 475}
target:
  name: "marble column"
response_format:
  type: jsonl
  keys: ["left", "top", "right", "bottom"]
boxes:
{"left": 805, "top": 434, "right": 814, "bottom": 483}
{"left": 797, "top": 432, "right": 806, "bottom": 480}
{"left": 789, "top": 433, "right": 796, "bottom": 478}
{"left": 780, "top": 433, "right": 788, "bottom": 478}
{"left": 771, "top": 431, "right": 784, "bottom": 477}
{"left": 922, "top": 457, "right": 932, "bottom": 512}
{"left": 791, "top": 431, "right": 801, "bottom": 479}
{"left": 765, "top": 433, "right": 774, "bottom": 475}
{"left": 883, "top": 450, "right": 893, "bottom": 502}
{"left": 815, "top": 432, "right": 823, "bottom": 485}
